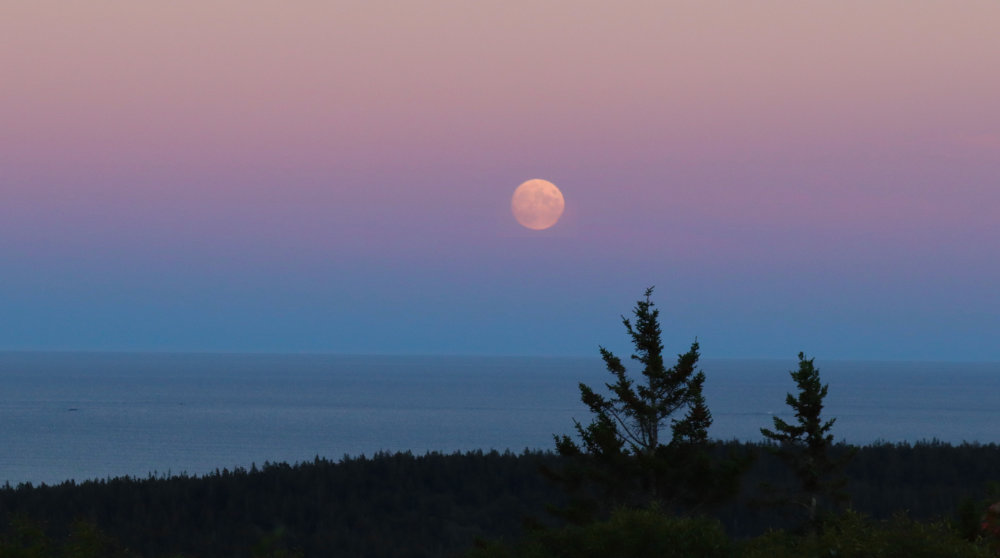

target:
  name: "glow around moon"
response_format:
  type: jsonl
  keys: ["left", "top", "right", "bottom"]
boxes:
{"left": 511, "top": 179, "right": 565, "bottom": 230}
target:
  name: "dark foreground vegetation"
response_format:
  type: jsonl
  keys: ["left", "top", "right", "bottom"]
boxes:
{"left": 1, "top": 442, "right": 999, "bottom": 557}
{"left": 3, "top": 289, "right": 998, "bottom": 557}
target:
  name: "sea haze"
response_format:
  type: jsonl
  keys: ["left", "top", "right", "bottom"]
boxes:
{"left": 1, "top": 352, "right": 997, "bottom": 485}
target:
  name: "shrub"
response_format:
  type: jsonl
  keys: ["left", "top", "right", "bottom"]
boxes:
{"left": 468, "top": 506, "right": 731, "bottom": 558}
{"left": 740, "top": 510, "right": 993, "bottom": 558}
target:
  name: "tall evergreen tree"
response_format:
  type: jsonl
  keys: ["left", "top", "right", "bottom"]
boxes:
{"left": 760, "top": 352, "right": 853, "bottom": 529}
{"left": 552, "top": 288, "right": 742, "bottom": 519}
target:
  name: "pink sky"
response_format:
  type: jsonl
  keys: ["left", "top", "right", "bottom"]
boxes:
{"left": 1, "top": 2, "right": 998, "bottom": 359}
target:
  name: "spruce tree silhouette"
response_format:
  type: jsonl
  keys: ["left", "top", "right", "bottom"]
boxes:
{"left": 550, "top": 287, "right": 744, "bottom": 521}
{"left": 761, "top": 352, "right": 853, "bottom": 530}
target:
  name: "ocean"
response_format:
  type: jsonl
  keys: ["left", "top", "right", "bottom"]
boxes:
{"left": 1, "top": 352, "right": 997, "bottom": 486}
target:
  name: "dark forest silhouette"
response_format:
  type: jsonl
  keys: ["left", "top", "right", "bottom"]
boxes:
{"left": 2, "top": 443, "right": 1000, "bottom": 557}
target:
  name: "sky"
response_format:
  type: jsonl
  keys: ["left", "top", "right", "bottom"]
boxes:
{"left": 1, "top": 1, "right": 998, "bottom": 361}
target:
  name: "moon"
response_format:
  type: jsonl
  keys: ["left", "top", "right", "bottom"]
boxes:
{"left": 511, "top": 179, "right": 565, "bottom": 230}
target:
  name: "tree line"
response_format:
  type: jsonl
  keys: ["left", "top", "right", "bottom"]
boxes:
{"left": 2, "top": 442, "right": 1000, "bottom": 556}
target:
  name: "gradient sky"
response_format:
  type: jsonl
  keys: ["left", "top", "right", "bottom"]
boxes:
{"left": 2, "top": 1, "right": 998, "bottom": 360}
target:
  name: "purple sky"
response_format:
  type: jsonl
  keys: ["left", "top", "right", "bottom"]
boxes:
{"left": 2, "top": 2, "right": 998, "bottom": 360}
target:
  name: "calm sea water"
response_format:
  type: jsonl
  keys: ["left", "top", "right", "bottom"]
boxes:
{"left": 1, "top": 352, "right": 998, "bottom": 485}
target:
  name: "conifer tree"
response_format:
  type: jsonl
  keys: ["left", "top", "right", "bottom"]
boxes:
{"left": 760, "top": 352, "right": 853, "bottom": 529}
{"left": 552, "top": 288, "right": 743, "bottom": 519}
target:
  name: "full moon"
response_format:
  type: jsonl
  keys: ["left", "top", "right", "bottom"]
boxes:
{"left": 511, "top": 179, "right": 565, "bottom": 230}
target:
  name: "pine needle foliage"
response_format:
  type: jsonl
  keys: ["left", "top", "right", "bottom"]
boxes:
{"left": 760, "top": 352, "right": 854, "bottom": 529}
{"left": 562, "top": 287, "right": 710, "bottom": 457}
{"left": 551, "top": 288, "right": 743, "bottom": 519}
